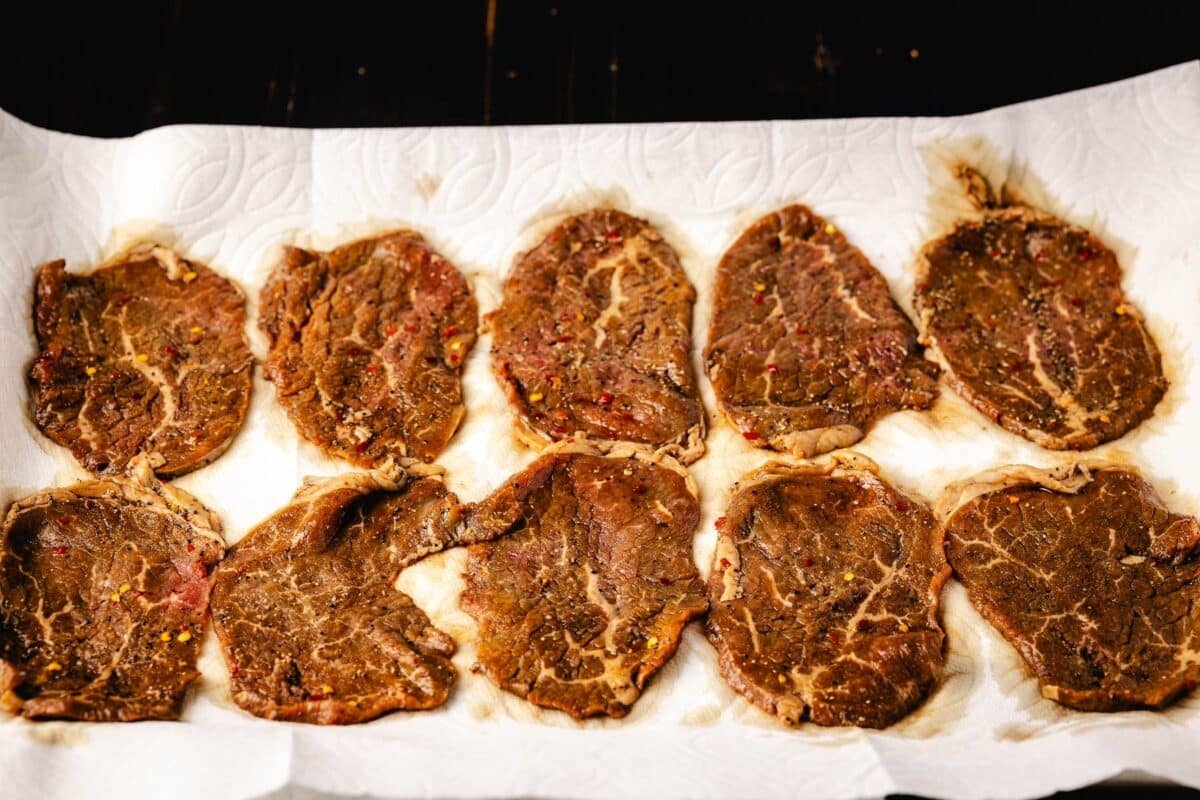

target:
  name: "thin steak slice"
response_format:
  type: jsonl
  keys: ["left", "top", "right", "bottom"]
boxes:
{"left": 211, "top": 468, "right": 480, "bottom": 724}
{"left": 0, "top": 455, "right": 224, "bottom": 721}
{"left": 29, "top": 244, "right": 253, "bottom": 477}
{"left": 914, "top": 167, "right": 1166, "bottom": 449}
{"left": 706, "top": 206, "right": 939, "bottom": 457}
{"left": 707, "top": 457, "right": 949, "bottom": 728}
{"left": 489, "top": 209, "right": 705, "bottom": 463}
{"left": 259, "top": 231, "right": 478, "bottom": 466}
{"left": 943, "top": 463, "right": 1200, "bottom": 711}
{"left": 460, "top": 443, "right": 708, "bottom": 718}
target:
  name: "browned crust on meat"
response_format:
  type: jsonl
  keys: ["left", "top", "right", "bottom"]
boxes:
{"left": 0, "top": 455, "right": 225, "bottom": 721}
{"left": 460, "top": 442, "right": 708, "bottom": 718}
{"left": 942, "top": 463, "right": 1200, "bottom": 711}
{"left": 488, "top": 209, "right": 705, "bottom": 464}
{"left": 914, "top": 168, "right": 1166, "bottom": 450}
{"left": 28, "top": 244, "right": 254, "bottom": 478}
{"left": 210, "top": 466, "right": 486, "bottom": 725}
{"left": 706, "top": 456, "right": 949, "bottom": 728}
{"left": 706, "top": 206, "right": 939, "bottom": 457}
{"left": 259, "top": 230, "right": 478, "bottom": 466}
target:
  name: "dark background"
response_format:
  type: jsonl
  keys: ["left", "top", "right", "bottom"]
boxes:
{"left": 2, "top": 2, "right": 1197, "bottom": 136}
{"left": 2, "top": 3, "right": 1199, "bottom": 799}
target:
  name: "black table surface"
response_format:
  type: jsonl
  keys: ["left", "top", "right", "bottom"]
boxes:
{"left": 2, "top": 3, "right": 1199, "bottom": 800}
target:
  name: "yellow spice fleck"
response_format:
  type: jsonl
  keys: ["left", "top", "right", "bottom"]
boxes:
{"left": 899, "top": 622, "right": 910, "bottom": 632}
{"left": 646, "top": 636, "right": 659, "bottom": 648}
{"left": 1009, "top": 495, "right": 1020, "bottom": 504}
{"left": 777, "top": 674, "right": 787, "bottom": 684}
{"left": 449, "top": 341, "right": 462, "bottom": 351}
{"left": 575, "top": 312, "right": 584, "bottom": 321}
{"left": 85, "top": 366, "right": 97, "bottom": 376}
{"left": 183, "top": 270, "right": 198, "bottom": 282}
{"left": 321, "top": 684, "right": 334, "bottom": 694}
{"left": 528, "top": 391, "right": 544, "bottom": 402}
{"left": 160, "top": 631, "right": 171, "bottom": 642}
{"left": 1100, "top": 413, "right": 1111, "bottom": 423}
{"left": 46, "top": 662, "right": 62, "bottom": 672}
{"left": 190, "top": 325, "right": 203, "bottom": 334}
{"left": 119, "top": 582, "right": 132, "bottom": 594}
{"left": 754, "top": 282, "right": 766, "bottom": 292}
{"left": 843, "top": 571, "right": 855, "bottom": 582}
{"left": 136, "top": 354, "right": 149, "bottom": 363}
{"left": 177, "top": 631, "right": 192, "bottom": 643}
{"left": 1114, "top": 305, "right": 1127, "bottom": 315}
{"left": 824, "top": 223, "right": 838, "bottom": 235}
{"left": 109, "top": 592, "right": 120, "bottom": 602}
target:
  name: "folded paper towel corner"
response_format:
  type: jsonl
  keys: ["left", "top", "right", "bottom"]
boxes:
{"left": 1, "top": 60, "right": 1199, "bottom": 800}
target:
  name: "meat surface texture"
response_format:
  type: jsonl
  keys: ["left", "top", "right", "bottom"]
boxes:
{"left": 461, "top": 444, "right": 708, "bottom": 718}
{"left": 211, "top": 469, "right": 476, "bottom": 724}
{"left": 706, "top": 458, "right": 948, "bottom": 728}
{"left": 489, "top": 209, "right": 705, "bottom": 463}
{"left": 0, "top": 455, "right": 224, "bottom": 721}
{"left": 29, "top": 244, "right": 253, "bottom": 478}
{"left": 943, "top": 464, "right": 1200, "bottom": 711}
{"left": 259, "top": 231, "right": 478, "bottom": 466}
{"left": 706, "top": 206, "right": 939, "bottom": 457}
{"left": 914, "top": 168, "right": 1165, "bottom": 449}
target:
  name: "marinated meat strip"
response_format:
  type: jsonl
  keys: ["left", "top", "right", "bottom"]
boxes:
{"left": 706, "top": 206, "right": 938, "bottom": 456}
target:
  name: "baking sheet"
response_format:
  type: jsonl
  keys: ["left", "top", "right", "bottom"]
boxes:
{"left": 2, "top": 62, "right": 1200, "bottom": 800}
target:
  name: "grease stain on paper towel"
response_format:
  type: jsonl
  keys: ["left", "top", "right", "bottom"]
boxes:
{"left": 20, "top": 721, "right": 88, "bottom": 747}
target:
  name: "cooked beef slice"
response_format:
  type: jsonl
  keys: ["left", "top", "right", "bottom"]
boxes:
{"left": 705, "top": 206, "right": 938, "bottom": 457}
{"left": 943, "top": 463, "right": 1200, "bottom": 711}
{"left": 29, "top": 244, "right": 253, "bottom": 477}
{"left": 259, "top": 231, "right": 477, "bottom": 466}
{"left": 706, "top": 460, "right": 948, "bottom": 728}
{"left": 211, "top": 470, "right": 478, "bottom": 724}
{"left": 489, "top": 209, "right": 704, "bottom": 463}
{"left": 460, "top": 445, "right": 707, "bottom": 718}
{"left": 0, "top": 456, "right": 224, "bottom": 721}
{"left": 914, "top": 168, "right": 1165, "bottom": 449}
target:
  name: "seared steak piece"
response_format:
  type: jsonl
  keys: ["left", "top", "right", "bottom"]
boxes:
{"left": 706, "top": 206, "right": 938, "bottom": 457}
{"left": 211, "top": 468, "right": 478, "bottom": 724}
{"left": 460, "top": 444, "right": 707, "bottom": 719}
{"left": 943, "top": 463, "right": 1200, "bottom": 711}
{"left": 29, "top": 244, "right": 253, "bottom": 478}
{"left": 0, "top": 455, "right": 224, "bottom": 721}
{"left": 489, "top": 209, "right": 705, "bottom": 463}
{"left": 915, "top": 168, "right": 1165, "bottom": 449}
{"left": 259, "top": 231, "right": 477, "bottom": 466}
{"left": 706, "top": 458, "right": 949, "bottom": 728}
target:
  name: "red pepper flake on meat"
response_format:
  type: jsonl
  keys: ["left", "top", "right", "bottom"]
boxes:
{"left": 828, "top": 631, "right": 840, "bottom": 644}
{"left": 804, "top": 557, "right": 814, "bottom": 567}
{"left": 52, "top": 545, "right": 69, "bottom": 556}
{"left": 442, "top": 325, "right": 459, "bottom": 339}
{"left": 753, "top": 294, "right": 764, "bottom": 306}
{"left": 742, "top": 431, "right": 761, "bottom": 441}
{"left": 605, "top": 229, "right": 621, "bottom": 242}
{"left": 857, "top": 619, "right": 872, "bottom": 631}
{"left": 719, "top": 558, "right": 731, "bottom": 569}
{"left": 795, "top": 326, "right": 806, "bottom": 335}
{"left": 385, "top": 325, "right": 398, "bottom": 336}
{"left": 347, "top": 347, "right": 360, "bottom": 357}
{"left": 186, "top": 543, "right": 195, "bottom": 553}
{"left": 163, "top": 345, "right": 180, "bottom": 359}
{"left": 366, "top": 364, "right": 378, "bottom": 374}
{"left": 1077, "top": 247, "right": 1098, "bottom": 262}
{"left": 658, "top": 577, "right": 671, "bottom": 586}
{"left": 598, "top": 391, "right": 614, "bottom": 406}
{"left": 355, "top": 441, "right": 370, "bottom": 453}
{"left": 764, "top": 363, "right": 779, "bottom": 374}
{"left": 556, "top": 336, "right": 575, "bottom": 344}
{"left": 632, "top": 484, "right": 647, "bottom": 495}
{"left": 714, "top": 516, "right": 727, "bottom": 529}
{"left": 895, "top": 500, "right": 910, "bottom": 512}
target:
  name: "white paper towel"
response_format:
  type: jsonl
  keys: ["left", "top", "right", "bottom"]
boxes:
{"left": 2, "top": 62, "right": 1199, "bottom": 800}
